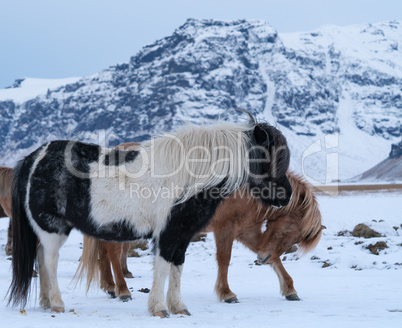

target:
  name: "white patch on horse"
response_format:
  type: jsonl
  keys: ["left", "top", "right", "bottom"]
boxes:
{"left": 148, "top": 255, "right": 171, "bottom": 315}
{"left": 88, "top": 122, "right": 252, "bottom": 239}
{"left": 167, "top": 264, "right": 186, "bottom": 314}
{"left": 36, "top": 232, "right": 68, "bottom": 310}
{"left": 24, "top": 142, "right": 50, "bottom": 237}
{"left": 88, "top": 146, "right": 176, "bottom": 237}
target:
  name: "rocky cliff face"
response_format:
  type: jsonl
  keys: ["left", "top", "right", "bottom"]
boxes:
{"left": 0, "top": 19, "right": 401, "bottom": 179}
{"left": 389, "top": 140, "right": 402, "bottom": 159}
{"left": 355, "top": 140, "right": 402, "bottom": 182}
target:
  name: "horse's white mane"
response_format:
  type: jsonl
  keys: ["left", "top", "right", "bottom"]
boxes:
{"left": 142, "top": 121, "right": 253, "bottom": 203}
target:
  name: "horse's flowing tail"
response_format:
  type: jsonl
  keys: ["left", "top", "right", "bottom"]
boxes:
{"left": 73, "top": 235, "right": 100, "bottom": 293}
{"left": 280, "top": 171, "right": 323, "bottom": 255}
{"left": 7, "top": 160, "right": 38, "bottom": 308}
{"left": 296, "top": 178, "right": 324, "bottom": 255}
{"left": 0, "top": 166, "right": 13, "bottom": 202}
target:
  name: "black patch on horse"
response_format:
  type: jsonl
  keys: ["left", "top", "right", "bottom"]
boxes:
{"left": 104, "top": 150, "right": 139, "bottom": 166}
{"left": 159, "top": 187, "right": 225, "bottom": 266}
{"left": 28, "top": 140, "right": 100, "bottom": 236}
{"left": 94, "top": 220, "right": 153, "bottom": 242}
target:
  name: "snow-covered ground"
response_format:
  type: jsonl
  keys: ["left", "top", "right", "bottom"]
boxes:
{"left": 0, "top": 191, "right": 401, "bottom": 327}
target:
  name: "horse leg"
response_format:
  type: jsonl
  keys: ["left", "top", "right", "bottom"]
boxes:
{"left": 5, "top": 217, "right": 12, "bottom": 256}
{"left": 214, "top": 231, "right": 238, "bottom": 303}
{"left": 99, "top": 241, "right": 116, "bottom": 298}
{"left": 109, "top": 243, "right": 131, "bottom": 301}
{"left": 271, "top": 257, "right": 300, "bottom": 301}
{"left": 2, "top": 197, "right": 13, "bottom": 256}
{"left": 39, "top": 232, "right": 68, "bottom": 312}
{"left": 148, "top": 255, "right": 170, "bottom": 318}
{"left": 167, "top": 264, "right": 190, "bottom": 315}
{"left": 37, "top": 243, "right": 51, "bottom": 309}
{"left": 121, "top": 242, "right": 133, "bottom": 278}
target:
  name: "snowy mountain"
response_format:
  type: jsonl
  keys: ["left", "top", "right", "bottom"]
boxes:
{"left": 0, "top": 19, "right": 401, "bottom": 181}
{"left": 0, "top": 77, "right": 81, "bottom": 104}
{"left": 353, "top": 140, "right": 402, "bottom": 182}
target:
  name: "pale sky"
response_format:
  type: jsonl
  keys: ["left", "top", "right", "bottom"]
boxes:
{"left": 0, "top": 0, "right": 401, "bottom": 88}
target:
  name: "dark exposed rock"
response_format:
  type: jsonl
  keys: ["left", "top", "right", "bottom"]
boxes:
{"left": 322, "top": 261, "right": 331, "bottom": 268}
{"left": 138, "top": 288, "right": 150, "bottom": 293}
{"left": 337, "top": 230, "right": 351, "bottom": 237}
{"left": 285, "top": 245, "right": 298, "bottom": 254}
{"left": 352, "top": 224, "right": 382, "bottom": 238}
{"left": 191, "top": 232, "right": 207, "bottom": 242}
{"left": 389, "top": 141, "right": 402, "bottom": 159}
{"left": 365, "top": 241, "right": 388, "bottom": 255}
{"left": 357, "top": 140, "right": 402, "bottom": 182}
{"left": 127, "top": 249, "right": 140, "bottom": 258}
{"left": 127, "top": 240, "right": 149, "bottom": 257}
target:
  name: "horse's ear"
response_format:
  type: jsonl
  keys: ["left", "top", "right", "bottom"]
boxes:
{"left": 253, "top": 125, "right": 269, "bottom": 146}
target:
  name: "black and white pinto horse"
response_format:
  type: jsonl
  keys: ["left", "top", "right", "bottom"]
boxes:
{"left": 8, "top": 120, "right": 292, "bottom": 317}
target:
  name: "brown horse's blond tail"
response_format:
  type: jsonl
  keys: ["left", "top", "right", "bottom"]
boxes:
{"left": 73, "top": 235, "right": 100, "bottom": 293}
{"left": 296, "top": 176, "right": 324, "bottom": 255}
{"left": 0, "top": 166, "right": 13, "bottom": 199}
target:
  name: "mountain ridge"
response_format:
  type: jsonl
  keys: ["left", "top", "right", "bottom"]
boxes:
{"left": 0, "top": 19, "right": 400, "bottom": 181}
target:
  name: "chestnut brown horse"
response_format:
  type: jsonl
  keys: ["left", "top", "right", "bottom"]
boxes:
{"left": 97, "top": 241, "right": 133, "bottom": 300}
{"left": 0, "top": 166, "right": 13, "bottom": 255}
{"left": 81, "top": 171, "right": 322, "bottom": 303}
{"left": 205, "top": 171, "right": 323, "bottom": 303}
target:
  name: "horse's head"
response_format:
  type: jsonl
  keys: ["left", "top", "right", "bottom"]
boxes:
{"left": 247, "top": 123, "right": 292, "bottom": 208}
{"left": 255, "top": 171, "right": 324, "bottom": 265}
{"left": 256, "top": 214, "right": 303, "bottom": 265}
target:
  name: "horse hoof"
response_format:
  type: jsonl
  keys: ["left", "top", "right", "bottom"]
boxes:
{"left": 107, "top": 291, "right": 117, "bottom": 299}
{"left": 224, "top": 296, "right": 239, "bottom": 303}
{"left": 51, "top": 307, "right": 65, "bottom": 313}
{"left": 175, "top": 309, "right": 191, "bottom": 316}
{"left": 124, "top": 272, "right": 134, "bottom": 279}
{"left": 120, "top": 295, "right": 132, "bottom": 302}
{"left": 154, "top": 310, "right": 169, "bottom": 318}
{"left": 286, "top": 294, "right": 300, "bottom": 301}
{"left": 40, "top": 299, "right": 51, "bottom": 310}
